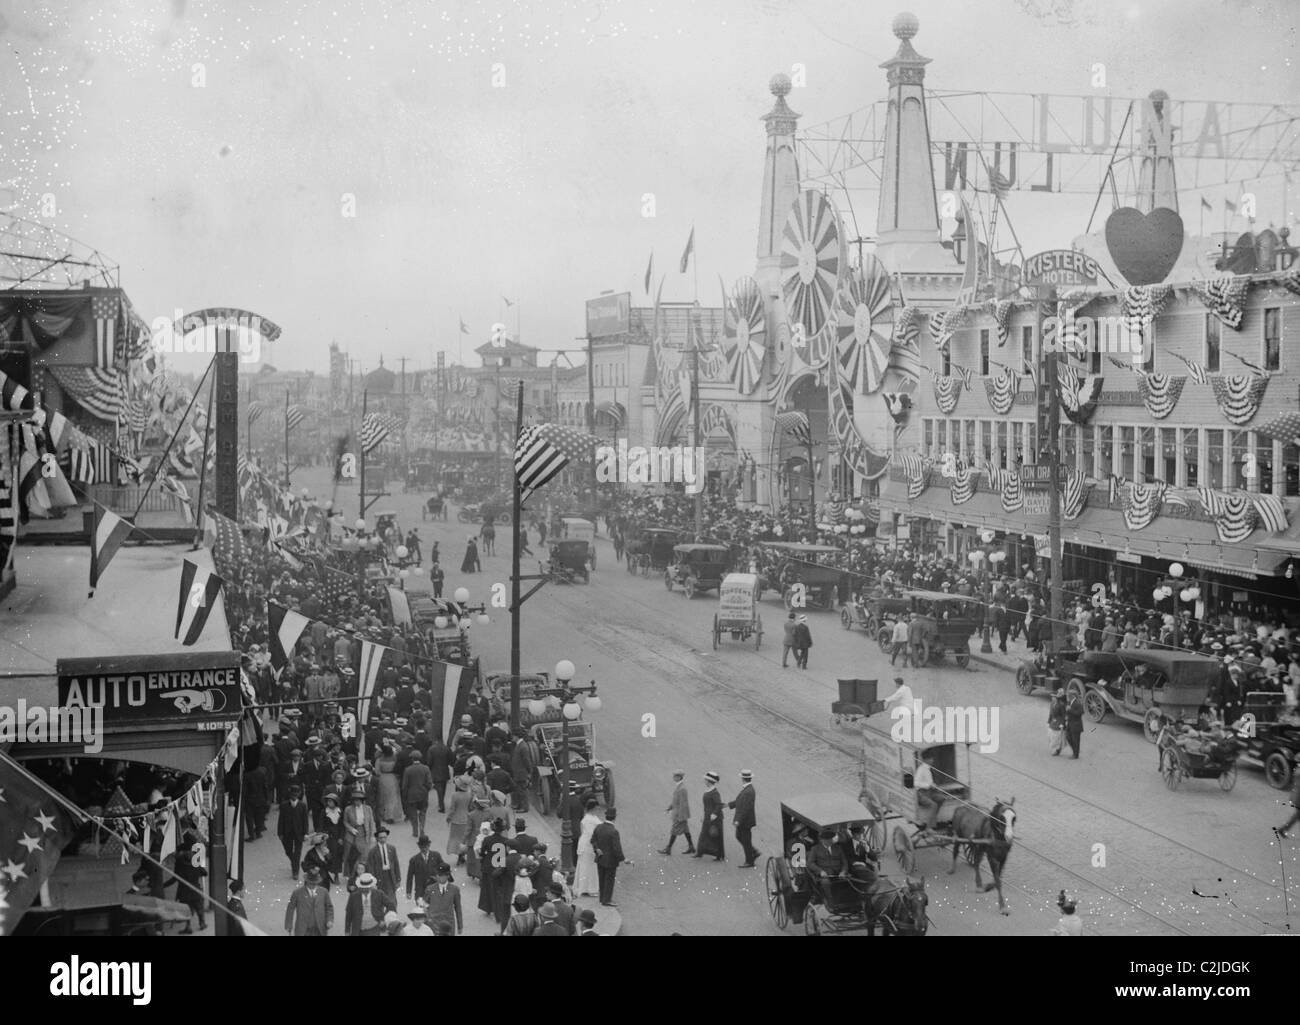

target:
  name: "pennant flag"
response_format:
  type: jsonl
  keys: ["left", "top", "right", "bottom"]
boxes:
{"left": 158, "top": 809, "right": 177, "bottom": 865}
{"left": 425, "top": 659, "right": 474, "bottom": 746}
{"left": 459, "top": 317, "right": 470, "bottom": 335}
{"left": 1170, "top": 350, "right": 1209, "bottom": 385}
{"left": 266, "top": 600, "right": 310, "bottom": 670}
{"left": 988, "top": 169, "right": 1011, "bottom": 201}
{"left": 1209, "top": 373, "right": 1270, "bottom": 425}
{"left": 357, "top": 641, "right": 387, "bottom": 725}
{"left": 285, "top": 405, "right": 306, "bottom": 431}
{"left": 514, "top": 423, "right": 601, "bottom": 497}
{"left": 247, "top": 402, "right": 266, "bottom": 426}
{"left": 679, "top": 226, "right": 695, "bottom": 273}
{"left": 388, "top": 585, "right": 412, "bottom": 626}
{"left": 1251, "top": 493, "right": 1289, "bottom": 534}
{"left": 0, "top": 753, "right": 78, "bottom": 936}
{"left": 224, "top": 773, "right": 244, "bottom": 883}
{"left": 644, "top": 252, "right": 654, "bottom": 294}
{"left": 88, "top": 504, "right": 134, "bottom": 594}
{"left": 1061, "top": 469, "right": 1091, "bottom": 520}
{"left": 774, "top": 410, "right": 812, "bottom": 447}
{"left": 92, "top": 295, "right": 117, "bottom": 369}
{"left": 175, "top": 559, "right": 224, "bottom": 646}
{"left": 1201, "top": 196, "right": 1212, "bottom": 212}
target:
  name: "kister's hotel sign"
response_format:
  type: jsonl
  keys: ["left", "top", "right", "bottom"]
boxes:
{"left": 56, "top": 651, "right": 243, "bottom": 729}
{"left": 1023, "top": 250, "right": 1101, "bottom": 289}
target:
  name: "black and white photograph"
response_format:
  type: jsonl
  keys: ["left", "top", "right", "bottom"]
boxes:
{"left": 0, "top": 0, "right": 1297, "bottom": 994}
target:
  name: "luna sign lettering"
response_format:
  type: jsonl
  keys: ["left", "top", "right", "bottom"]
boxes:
{"left": 56, "top": 652, "right": 242, "bottom": 727}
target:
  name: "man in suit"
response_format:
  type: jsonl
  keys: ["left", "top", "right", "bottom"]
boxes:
{"left": 422, "top": 863, "right": 463, "bottom": 935}
{"left": 426, "top": 735, "right": 451, "bottom": 813}
{"left": 342, "top": 788, "right": 376, "bottom": 877}
{"left": 658, "top": 770, "right": 694, "bottom": 855}
{"left": 406, "top": 835, "right": 451, "bottom": 900}
{"left": 284, "top": 866, "right": 334, "bottom": 935}
{"left": 544, "top": 881, "right": 576, "bottom": 935}
{"left": 227, "top": 879, "right": 249, "bottom": 938}
{"left": 510, "top": 729, "right": 535, "bottom": 812}
{"left": 278, "top": 784, "right": 310, "bottom": 880}
{"left": 364, "top": 824, "right": 401, "bottom": 900}
{"left": 727, "top": 770, "right": 760, "bottom": 868}
{"left": 590, "top": 807, "right": 626, "bottom": 908}
{"left": 344, "top": 873, "right": 394, "bottom": 936}
{"left": 401, "top": 750, "right": 434, "bottom": 838}
{"left": 509, "top": 818, "right": 538, "bottom": 855}
{"left": 534, "top": 901, "right": 567, "bottom": 935}
{"left": 576, "top": 908, "right": 599, "bottom": 936}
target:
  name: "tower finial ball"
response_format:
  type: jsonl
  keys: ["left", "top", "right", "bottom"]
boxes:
{"left": 893, "top": 12, "right": 919, "bottom": 39}
{"left": 769, "top": 72, "right": 791, "bottom": 97}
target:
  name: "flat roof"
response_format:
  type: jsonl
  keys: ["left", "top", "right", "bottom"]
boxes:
{"left": 780, "top": 793, "right": 877, "bottom": 828}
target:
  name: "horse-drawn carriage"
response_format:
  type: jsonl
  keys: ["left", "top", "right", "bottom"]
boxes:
{"left": 764, "top": 794, "right": 928, "bottom": 936}
{"left": 900, "top": 590, "right": 980, "bottom": 668}
{"left": 859, "top": 725, "right": 1015, "bottom": 914}
{"left": 625, "top": 527, "right": 680, "bottom": 576}
{"left": 458, "top": 499, "right": 512, "bottom": 526}
{"left": 712, "top": 573, "right": 764, "bottom": 650}
{"left": 841, "top": 593, "right": 911, "bottom": 650}
{"left": 422, "top": 493, "right": 447, "bottom": 520}
{"left": 831, "top": 678, "right": 883, "bottom": 729}
{"left": 1156, "top": 719, "right": 1241, "bottom": 792}
{"left": 544, "top": 540, "right": 592, "bottom": 584}
{"left": 529, "top": 720, "right": 615, "bottom": 815}
{"left": 756, "top": 542, "right": 844, "bottom": 610}
{"left": 665, "top": 544, "right": 731, "bottom": 598}
{"left": 404, "top": 462, "right": 438, "bottom": 493}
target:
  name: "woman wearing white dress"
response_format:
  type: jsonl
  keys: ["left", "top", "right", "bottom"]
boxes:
{"left": 573, "top": 799, "right": 602, "bottom": 897}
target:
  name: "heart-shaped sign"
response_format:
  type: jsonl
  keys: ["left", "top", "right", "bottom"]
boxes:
{"left": 1105, "top": 207, "right": 1184, "bottom": 286}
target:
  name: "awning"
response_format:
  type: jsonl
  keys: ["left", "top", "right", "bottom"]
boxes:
{"left": 595, "top": 401, "right": 626, "bottom": 428}
{"left": 44, "top": 364, "right": 122, "bottom": 422}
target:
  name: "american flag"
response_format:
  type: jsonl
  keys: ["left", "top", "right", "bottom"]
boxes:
{"left": 0, "top": 753, "right": 78, "bottom": 936}
{"left": 92, "top": 295, "right": 118, "bottom": 369}
{"left": 247, "top": 401, "right": 266, "bottom": 426}
{"left": 205, "top": 507, "right": 254, "bottom": 582}
{"left": 319, "top": 564, "right": 359, "bottom": 609}
{"left": 514, "top": 422, "right": 601, "bottom": 497}
{"left": 1251, "top": 493, "right": 1289, "bottom": 534}
{"left": 774, "top": 411, "right": 812, "bottom": 447}
{"left": 361, "top": 413, "right": 401, "bottom": 454}
{"left": 1170, "top": 351, "right": 1209, "bottom": 385}
{"left": 1256, "top": 411, "right": 1300, "bottom": 449}
{"left": 285, "top": 405, "right": 306, "bottom": 431}
{"left": 0, "top": 367, "right": 32, "bottom": 411}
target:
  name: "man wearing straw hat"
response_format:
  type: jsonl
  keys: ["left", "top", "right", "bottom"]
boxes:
{"left": 728, "top": 770, "right": 760, "bottom": 868}
{"left": 345, "top": 872, "right": 395, "bottom": 936}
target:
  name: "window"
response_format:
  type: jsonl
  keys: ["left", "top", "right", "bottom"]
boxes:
{"left": 980, "top": 329, "right": 990, "bottom": 376}
{"left": 1021, "top": 325, "right": 1034, "bottom": 374}
{"left": 1138, "top": 427, "right": 1156, "bottom": 482}
{"left": 1264, "top": 307, "right": 1281, "bottom": 371}
{"left": 978, "top": 420, "right": 990, "bottom": 469}
{"left": 1284, "top": 442, "right": 1300, "bottom": 497}
{"left": 923, "top": 419, "right": 934, "bottom": 458}
{"left": 1255, "top": 434, "right": 1275, "bottom": 493}
{"left": 1157, "top": 427, "right": 1176, "bottom": 484}
{"left": 1027, "top": 422, "right": 1038, "bottom": 464}
{"left": 1181, "top": 427, "right": 1199, "bottom": 488}
{"left": 1205, "top": 315, "right": 1221, "bottom": 372}
{"left": 964, "top": 420, "right": 976, "bottom": 465}
{"left": 1082, "top": 426, "right": 1096, "bottom": 477}
{"left": 1120, "top": 426, "right": 1135, "bottom": 479}
{"left": 996, "top": 422, "right": 1008, "bottom": 469}
{"left": 937, "top": 420, "right": 948, "bottom": 459}
{"left": 1230, "top": 430, "right": 1250, "bottom": 489}
{"left": 941, "top": 349, "right": 952, "bottom": 377}
{"left": 1205, "top": 429, "right": 1224, "bottom": 488}
{"left": 1140, "top": 321, "right": 1155, "bottom": 374}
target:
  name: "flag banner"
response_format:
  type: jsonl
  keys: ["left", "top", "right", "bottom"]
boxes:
{"left": 1134, "top": 373, "right": 1185, "bottom": 420}
{"left": 894, "top": 306, "right": 921, "bottom": 348}
{"left": 205, "top": 507, "right": 254, "bottom": 584}
{"left": 285, "top": 405, "right": 306, "bottom": 431}
{"left": 1061, "top": 469, "right": 1092, "bottom": 520}
{"left": 514, "top": 423, "right": 601, "bottom": 497}
{"left": 1213, "top": 493, "right": 1257, "bottom": 543}
{"left": 388, "top": 585, "right": 412, "bottom": 626}
{"left": 1120, "top": 284, "right": 1172, "bottom": 339}
{"left": 951, "top": 364, "right": 973, "bottom": 391}
{"left": 1192, "top": 274, "right": 1251, "bottom": 330}
{"left": 424, "top": 658, "right": 474, "bottom": 746}
{"left": 357, "top": 641, "right": 387, "bottom": 725}
{"left": 247, "top": 402, "right": 266, "bottom": 426}
{"left": 679, "top": 226, "right": 695, "bottom": 273}
{"left": 175, "top": 559, "right": 224, "bottom": 646}
{"left": 18, "top": 423, "right": 76, "bottom": 520}
{"left": 360, "top": 413, "right": 400, "bottom": 454}
{"left": 988, "top": 299, "right": 1013, "bottom": 347}
{"left": 928, "top": 309, "right": 956, "bottom": 351}
{"left": 1000, "top": 470, "right": 1024, "bottom": 512}
{"left": 644, "top": 252, "right": 654, "bottom": 294}
{"left": 1170, "top": 350, "right": 1209, "bottom": 386}
{"left": 92, "top": 294, "right": 117, "bottom": 369}
{"left": 1209, "top": 373, "right": 1270, "bottom": 426}
{"left": 1056, "top": 365, "right": 1104, "bottom": 424}
{"left": 0, "top": 753, "right": 78, "bottom": 936}
{"left": 1256, "top": 412, "right": 1300, "bottom": 448}
{"left": 983, "top": 369, "right": 1020, "bottom": 415}
{"left": 225, "top": 782, "right": 244, "bottom": 883}
{"left": 898, "top": 454, "right": 930, "bottom": 479}
{"left": 949, "top": 465, "right": 976, "bottom": 505}
{"left": 907, "top": 468, "right": 930, "bottom": 500}
{"left": 0, "top": 366, "right": 33, "bottom": 411}
{"left": 774, "top": 410, "right": 812, "bottom": 447}
{"left": 886, "top": 324, "right": 923, "bottom": 387}
{"left": 932, "top": 375, "right": 962, "bottom": 414}
{"left": 65, "top": 446, "right": 95, "bottom": 485}
{"left": 1121, "top": 481, "right": 1166, "bottom": 531}
{"left": 1251, "top": 493, "right": 1289, "bottom": 534}
{"left": 88, "top": 504, "right": 134, "bottom": 593}
{"left": 267, "top": 601, "right": 310, "bottom": 670}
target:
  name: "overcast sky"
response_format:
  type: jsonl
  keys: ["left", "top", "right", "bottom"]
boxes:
{"left": 2, "top": 0, "right": 1296, "bottom": 375}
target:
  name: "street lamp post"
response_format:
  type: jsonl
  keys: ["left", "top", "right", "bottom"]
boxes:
{"left": 524, "top": 659, "right": 601, "bottom": 872}
{"left": 1153, "top": 562, "right": 1198, "bottom": 650}
{"left": 968, "top": 528, "right": 1004, "bottom": 655}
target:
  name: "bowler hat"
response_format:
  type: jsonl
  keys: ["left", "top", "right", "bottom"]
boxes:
{"left": 577, "top": 909, "right": 597, "bottom": 927}
{"left": 537, "top": 902, "right": 558, "bottom": 921}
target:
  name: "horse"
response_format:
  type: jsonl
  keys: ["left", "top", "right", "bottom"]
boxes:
{"left": 865, "top": 874, "right": 929, "bottom": 936}
{"left": 949, "top": 797, "right": 1015, "bottom": 915}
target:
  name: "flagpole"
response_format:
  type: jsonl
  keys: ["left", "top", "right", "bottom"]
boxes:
{"left": 245, "top": 382, "right": 251, "bottom": 463}
{"left": 284, "top": 389, "right": 291, "bottom": 490}
{"left": 193, "top": 374, "right": 217, "bottom": 549}
{"left": 509, "top": 379, "right": 523, "bottom": 731}
{"left": 133, "top": 355, "right": 215, "bottom": 523}
{"left": 360, "top": 389, "right": 368, "bottom": 523}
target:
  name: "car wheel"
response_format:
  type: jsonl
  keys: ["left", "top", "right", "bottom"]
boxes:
{"left": 1083, "top": 689, "right": 1107, "bottom": 723}
{"left": 1265, "top": 751, "right": 1293, "bottom": 790}
{"left": 1143, "top": 709, "right": 1165, "bottom": 744}
{"left": 1016, "top": 665, "right": 1034, "bottom": 695}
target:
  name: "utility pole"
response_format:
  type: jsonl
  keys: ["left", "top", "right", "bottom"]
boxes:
{"left": 803, "top": 386, "right": 816, "bottom": 525}
{"left": 1039, "top": 285, "right": 1065, "bottom": 654}
{"left": 398, "top": 356, "right": 410, "bottom": 471}
{"left": 283, "top": 388, "right": 291, "bottom": 489}
{"left": 359, "top": 389, "right": 368, "bottom": 522}
{"left": 587, "top": 332, "right": 597, "bottom": 513}
{"left": 689, "top": 306, "right": 703, "bottom": 538}
{"left": 495, "top": 360, "right": 502, "bottom": 490}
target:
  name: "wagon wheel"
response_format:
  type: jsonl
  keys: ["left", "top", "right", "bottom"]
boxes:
{"left": 841, "top": 608, "right": 852, "bottom": 630}
{"left": 955, "top": 645, "right": 971, "bottom": 669}
{"left": 1016, "top": 665, "right": 1035, "bottom": 694}
{"left": 535, "top": 772, "right": 552, "bottom": 816}
{"left": 766, "top": 857, "right": 790, "bottom": 930}
{"left": 803, "top": 903, "right": 822, "bottom": 936}
{"left": 1218, "top": 763, "right": 1238, "bottom": 792}
{"left": 1160, "top": 748, "right": 1183, "bottom": 791}
{"left": 684, "top": 577, "right": 697, "bottom": 599}
{"left": 1143, "top": 709, "right": 1165, "bottom": 744}
{"left": 1265, "top": 751, "right": 1294, "bottom": 790}
{"left": 1065, "top": 677, "right": 1085, "bottom": 701}
{"left": 893, "top": 826, "right": 916, "bottom": 874}
{"left": 754, "top": 616, "right": 763, "bottom": 650}
{"left": 1083, "top": 689, "right": 1108, "bottom": 723}
{"left": 878, "top": 627, "right": 893, "bottom": 653}
{"left": 782, "top": 586, "right": 795, "bottom": 611}
{"left": 712, "top": 614, "right": 721, "bottom": 651}
{"left": 664, "top": 571, "right": 674, "bottom": 591}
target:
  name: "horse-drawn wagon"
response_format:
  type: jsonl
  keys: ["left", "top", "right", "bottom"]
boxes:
{"left": 665, "top": 544, "right": 731, "bottom": 598}
{"left": 529, "top": 720, "right": 615, "bottom": 815}
{"left": 712, "top": 573, "right": 763, "bottom": 650}
{"left": 858, "top": 724, "right": 1015, "bottom": 914}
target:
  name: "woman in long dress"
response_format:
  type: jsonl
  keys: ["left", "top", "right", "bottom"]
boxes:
{"left": 376, "top": 746, "right": 404, "bottom": 823}
{"left": 445, "top": 778, "right": 471, "bottom": 861}
{"left": 461, "top": 539, "right": 481, "bottom": 574}
{"left": 573, "top": 800, "right": 602, "bottom": 897}
{"left": 694, "top": 772, "right": 725, "bottom": 861}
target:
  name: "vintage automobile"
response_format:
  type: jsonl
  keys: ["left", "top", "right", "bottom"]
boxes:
{"left": 626, "top": 526, "right": 681, "bottom": 576}
{"left": 756, "top": 542, "right": 844, "bottom": 610}
{"left": 544, "top": 539, "right": 591, "bottom": 584}
{"left": 559, "top": 517, "right": 597, "bottom": 571}
{"left": 529, "top": 720, "right": 615, "bottom": 815}
{"left": 713, "top": 573, "right": 764, "bottom": 649}
{"left": 842, "top": 592, "right": 911, "bottom": 651}
{"left": 901, "top": 590, "right": 981, "bottom": 668}
{"left": 404, "top": 574, "right": 474, "bottom": 662}
{"left": 665, "top": 543, "right": 731, "bottom": 598}
{"left": 457, "top": 500, "right": 512, "bottom": 525}
{"left": 1038, "top": 649, "right": 1225, "bottom": 743}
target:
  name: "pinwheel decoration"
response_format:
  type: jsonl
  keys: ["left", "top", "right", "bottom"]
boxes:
{"left": 780, "top": 190, "right": 844, "bottom": 368}
{"left": 721, "top": 277, "right": 767, "bottom": 395}
{"left": 834, "top": 255, "right": 893, "bottom": 395}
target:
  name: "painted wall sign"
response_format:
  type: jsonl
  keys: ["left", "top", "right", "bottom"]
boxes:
{"left": 56, "top": 651, "right": 242, "bottom": 729}
{"left": 1023, "top": 250, "right": 1100, "bottom": 288}
{"left": 586, "top": 292, "right": 631, "bottom": 339}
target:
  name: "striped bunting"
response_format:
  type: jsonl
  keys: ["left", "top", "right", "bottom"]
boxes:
{"left": 1120, "top": 481, "right": 1166, "bottom": 531}
{"left": 928, "top": 309, "right": 956, "bottom": 351}
{"left": 1211, "top": 492, "right": 1257, "bottom": 543}
{"left": 1192, "top": 274, "right": 1251, "bottom": 330}
{"left": 285, "top": 404, "right": 306, "bottom": 431}
{"left": 357, "top": 641, "right": 387, "bottom": 726}
{"left": 514, "top": 423, "right": 601, "bottom": 497}
{"left": 984, "top": 368, "right": 1020, "bottom": 415}
{"left": 894, "top": 307, "right": 921, "bottom": 348}
{"left": 1061, "top": 469, "right": 1091, "bottom": 520}
{"left": 175, "top": 559, "right": 224, "bottom": 646}
{"left": 1120, "top": 284, "right": 1172, "bottom": 339}
{"left": 1136, "top": 374, "right": 1184, "bottom": 420}
{"left": 988, "top": 299, "right": 1013, "bottom": 346}
{"left": 898, "top": 454, "right": 929, "bottom": 479}
{"left": 1251, "top": 493, "right": 1289, "bottom": 534}
{"left": 1209, "top": 374, "right": 1269, "bottom": 426}
{"left": 949, "top": 465, "right": 976, "bottom": 505}
{"left": 92, "top": 295, "right": 117, "bottom": 369}
{"left": 1056, "top": 364, "right": 1104, "bottom": 424}
{"left": 774, "top": 410, "right": 812, "bottom": 447}
{"left": 999, "top": 470, "right": 1023, "bottom": 512}
{"left": 907, "top": 468, "right": 930, "bottom": 500}
{"left": 933, "top": 375, "right": 962, "bottom": 414}
{"left": 886, "top": 325, "right": 923, "bottom": 387}
{"left": 247, "top": 401, "right": 266, "bottom": 426}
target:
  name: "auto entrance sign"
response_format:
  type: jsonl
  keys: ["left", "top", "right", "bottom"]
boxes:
{"left": 57, "top": 651, "right": 243, "bottom": 729}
